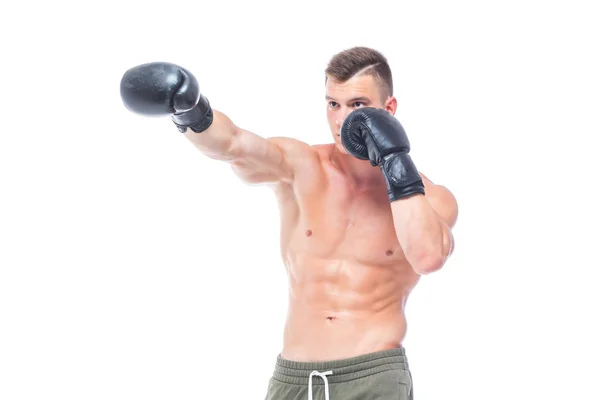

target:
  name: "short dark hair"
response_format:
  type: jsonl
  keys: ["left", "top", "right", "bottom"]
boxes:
{"left": 325, "top": 47, "right": 393, "bottom": 101}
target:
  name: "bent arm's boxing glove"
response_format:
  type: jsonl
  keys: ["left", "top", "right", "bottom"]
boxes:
{"left": 341, "top": 107, "right": 424, "bottom": 202}
{"left": 120, "top": 62, "right": 213, "bottom": 133}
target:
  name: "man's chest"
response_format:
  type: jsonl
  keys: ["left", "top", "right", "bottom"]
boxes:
{"left": 288, "top": 180, "right": 406, "bottom": 264}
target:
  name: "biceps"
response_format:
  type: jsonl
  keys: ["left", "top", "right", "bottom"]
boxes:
{"left": 419, "top": 174, "right": 458, "bottom": 227}
{"left": 426, "top": 184, "right": 459, "bottom": 229}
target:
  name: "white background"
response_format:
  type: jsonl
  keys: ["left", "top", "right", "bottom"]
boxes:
{"left": 1, "top": 0, "right": 599, "bottom": 399}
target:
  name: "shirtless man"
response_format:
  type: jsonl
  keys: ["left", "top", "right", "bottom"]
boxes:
{"left": 120, "top": 47, "right": 458, "bottom": 400}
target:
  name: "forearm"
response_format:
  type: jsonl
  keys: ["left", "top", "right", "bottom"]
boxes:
{"left": 183, "top": 109, "right": 292, "bottom": 184}
{"left": 390, "top": 194, "right": 453, "bottom": 275}
{"left": 182, "top": 110, "right": 239, "bottom": 161}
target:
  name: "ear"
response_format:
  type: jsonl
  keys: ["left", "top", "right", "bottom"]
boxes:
{"left": 385, "top": 96, "right": 398, "bottom": 115}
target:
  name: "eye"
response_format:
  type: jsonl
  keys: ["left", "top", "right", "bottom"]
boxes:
{"left": 352, "top": 101, "right": 366, "bottom": 108}
{"left": 328, "top": 101, "right": 339, "bottom": 108}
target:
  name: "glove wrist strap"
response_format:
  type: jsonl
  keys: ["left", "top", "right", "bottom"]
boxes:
{"left": 172, "top": 96, "right": 214, "bottom": 133}
{"left": 380, "top": 153, "right": 425, "bottom": 202}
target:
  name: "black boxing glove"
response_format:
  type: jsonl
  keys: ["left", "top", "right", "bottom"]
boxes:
{"left": 341, "top": 107, "right": 425, "bottom": 202}
{"left": 120, "top": 62, "right": 213, "bottom": 133}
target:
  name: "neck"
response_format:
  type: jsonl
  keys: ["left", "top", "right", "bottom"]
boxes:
{"left": 330, "top": 146, "right": 383, "bottom": 189}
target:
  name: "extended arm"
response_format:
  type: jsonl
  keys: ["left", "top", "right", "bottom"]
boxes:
{"left": 121, "top": 62, "right": 313, "bottom": 186}
{"left": 183, "top": 110, "right": 295, "bottom": 185}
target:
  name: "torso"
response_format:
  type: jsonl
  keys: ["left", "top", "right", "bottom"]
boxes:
{"left": 274, "top": 144, "right": 420, "bottom": 362}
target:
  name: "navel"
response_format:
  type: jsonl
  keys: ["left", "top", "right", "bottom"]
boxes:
{"left": 386, "top": 249, "right": 394, "bottom": 256}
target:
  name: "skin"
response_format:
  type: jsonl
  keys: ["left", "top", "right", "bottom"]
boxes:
{"left": 183, "top": 73, "right": 458, "bottom": 362}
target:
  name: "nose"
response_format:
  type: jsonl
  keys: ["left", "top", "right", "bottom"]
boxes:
{"left": 335, "top": 108, "right": 352, "bottom": 129}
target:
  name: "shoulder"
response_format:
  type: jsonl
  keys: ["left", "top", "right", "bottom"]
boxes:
{"left": 267, "top": 137, "right": 318, "bottom": 160}
{"left": 266, "top": 137, "right": 328, "bottom": 190}
{"left": 267, "top": 137, "right": 331, "bottom": 168}
{"left": 420, "top": 172, "right": 459, "bottom": 229}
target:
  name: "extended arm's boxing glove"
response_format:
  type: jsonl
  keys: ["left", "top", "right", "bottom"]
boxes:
{"left": 120, "top": 62, "right": 213, "bottom": 133}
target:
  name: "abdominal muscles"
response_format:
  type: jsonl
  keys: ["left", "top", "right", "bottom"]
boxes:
{"left": 281, "top": 250, "right": 417, "bottom": 361}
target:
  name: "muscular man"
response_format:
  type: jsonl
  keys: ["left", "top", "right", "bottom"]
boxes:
{"left": 120, "top": 47, "right": 458, "bottom": 400}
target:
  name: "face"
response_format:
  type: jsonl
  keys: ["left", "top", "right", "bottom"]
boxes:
{"left": 325, "top": 74, "right": 396, "bottom": 154}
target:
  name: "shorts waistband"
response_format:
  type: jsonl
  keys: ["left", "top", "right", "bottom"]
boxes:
{"left": 273, "top": 347, "right": 409, "bottom": 385}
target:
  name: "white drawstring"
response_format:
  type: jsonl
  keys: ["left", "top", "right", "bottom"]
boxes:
{"left": 308, "top": 370, "right": 333, "bottom": 400}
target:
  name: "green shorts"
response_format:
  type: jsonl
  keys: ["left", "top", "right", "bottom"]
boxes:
{"left": 265, "top": 347, "right": 413, "bottom": 400}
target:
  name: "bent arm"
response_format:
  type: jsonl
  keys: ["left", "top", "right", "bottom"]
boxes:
{"left": 390, "top": 174, "right": 458, "bottom": 275}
